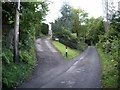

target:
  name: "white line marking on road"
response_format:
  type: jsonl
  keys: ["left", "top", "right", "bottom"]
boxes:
{"left": 66, "top": 65, "right": 76, "bottom": 72}
{"left": 79, "top": 57, "right": 84, "bottom": 60}
{"left": 66, "top": 56, "right": 85, "bottom": 72}
{"left": 73, "top": 61, "right": 79, "bottom": 66}
{"left": 45, "top": 40, "right": 58, "bottom": 52}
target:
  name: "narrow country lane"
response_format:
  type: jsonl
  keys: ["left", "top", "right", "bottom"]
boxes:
{"left": 18, "top": 36, "right": 102, "bottom": 88}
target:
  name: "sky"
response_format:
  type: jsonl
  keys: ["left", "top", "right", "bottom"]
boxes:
{"left": 44, "top": 0, "right": 119, "bottom": 24}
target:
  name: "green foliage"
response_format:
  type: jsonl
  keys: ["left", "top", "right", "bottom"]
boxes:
{"left": 60, "top": 2, "right": 73, "bottom": 31}
{"left": 54, "top": 28, "right": 78, "bottom": 49}
{"left": 97, "top": 34, "right": 119, "bottom": 62}
{"left": 2, "top": 46, "right": 36, "bottom": 88}
{"left": 2, "top": 47, "right": 13, "bottom": 64}
{"left": 2, "top": 1, "right": 119, "bottom": 88}
{"left": 71, "top": 33, "right": 77, "bottom": 38}
{"left": 96, "top": 13, "right": 119, "bottom": 61}
{"left": 51, "top": 3, "right": 88, "bottom": 50}
{"left": 57, "top": 28, "right": 73, "bottom": 40}
{"left": 2, "top": 62, "right": 33, "bottom": 88}
{"left": 2, "top": 1, "right": 49, "bottom": 88}
{"left": 77, "top": 41, "right": 88, "bottom": 51}
{"left": 41, "top": 23, "right": 49, "bottom": 35}
{"left": 51, "top": 19, "right": 62, "bottom": 33}
{"left": 35, "top": 24, "right": 42, "bottom": 38}
{"left": 20, "top": 2, "right": 48, "bottom": 48}
{"left": 35, "top": 22, "right": 49, "bottom": 38}
{"left": 85, "top": 17, "right": 105, "bottom": 45}
{"left": 72, "top": 8, "right": 88, "bottom": 37}
{"left": 96, "top": 10, "right": 120, "bottom": 88}
{"left": 36, "top": 32, "right": 47, "bottom": 38}
{"left": 110, "top": 11, "right": 120, "bottom": 35}
{"left": 2, "top": 2, "right": 15, "bottom": 24}
{"left": 97, "top": 48, "right": 118, "bottom": 88}
{"left": 51, "top": 2, "right": 119, "bottom": 87}
{"left": 19, "top": 50, "right": 36, "bottom": 65}
{"left": 51, "top": 3, "right": 88, "bottom": 37}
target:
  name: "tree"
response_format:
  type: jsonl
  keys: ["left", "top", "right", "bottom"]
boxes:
{"left": 19, "top": 2, "right": 49, "bottom": 49}
{"left": 2, "top": 2, "right": 15, "bottom": 25}
{"left": 41, "top": 23, "right": 49, "bottom": 35}
{"left": 2, "top": 1, "right": 49, "bottom": 64}
{"left": 72, "top": 8, "right": 88, "bottom": 37}
{"left": 51, "top": 3, "right": 88, "bottom": 50}
{"left": 85, "top": 17, "right": 105, "bottom": 45}
{"left": 110, "top": 11, "right": 120, "bottom": 37}
{"left": 102, "top": 0, "right": 116, "bottom": 33}
{"left": 51, "top": 3, "right": 88, "bottom": 38}
{"left": 59, "top": 2, "right": 73, "bottom": 31}
{"left": 2, "top": 1, "right": 49, "bottom": 88}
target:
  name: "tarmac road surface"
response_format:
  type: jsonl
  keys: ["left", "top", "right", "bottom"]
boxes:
{"left": 18, "top": 36, "right": 102, "bottom": 88}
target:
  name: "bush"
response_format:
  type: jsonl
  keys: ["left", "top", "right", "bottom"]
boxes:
{"left": 77, "top": 41, "right": 88, "bottom": 51}
{"left": 2, "top": 46, "right": 36, "bottom": 89}
{"left": 2, "top": 1, "right": 49, "bottom": 88}
{"left": 2, "top": 62, "right": 33, "bottom": 89}
{"left": 19, "top": 49, "right": 36, "bottom": 65}
{"left": 41, "top": 23, "right": 49, "bottom": 35}
{"left": 55, "top": 28, "right": 73, "bottom": 40}
{"left": 59, "top": 38, "right": 78, "bottom": 49}
{"left": 97, "top": 48, "right": 118, "bottom": 88}
{"left": 53, "top": 28, "right": 78, "bottom": 49}
{"left": 2, "top": 47, "right": 13, "bottom": 64}
{"left": 96, "top": 30, "right": 119, "bottom": 88}
{"left": 97, "top": 34, "right": 119, "bottom": 62}
{"left": 109, "top": 38, "right": 119, "bottom": 62}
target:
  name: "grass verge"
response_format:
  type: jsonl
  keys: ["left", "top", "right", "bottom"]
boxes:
{"left": 97, "top": 48, "right": 118, "bottom": 88}
{"left": 52, "top": 41, "right": 80, "bottom": 60}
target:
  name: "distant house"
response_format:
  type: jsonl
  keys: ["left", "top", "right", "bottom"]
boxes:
{"left": 48, "top": 24, "right": 52, "bottom": 35}
{"left": 49, "top": 30, "right": 52, "bottom": 35}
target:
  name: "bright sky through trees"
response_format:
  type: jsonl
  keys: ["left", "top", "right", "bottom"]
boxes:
{"left": 44, "top": 0, "right": 119, "bottom": 24}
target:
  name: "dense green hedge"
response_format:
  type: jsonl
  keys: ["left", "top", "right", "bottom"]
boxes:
{"left": 53, "top": 27, "right": 88, "bottom": 51}
{"left": 59, "top": 38, "right": 77, "bottom": 49}
{"left": 2, "top": 1, "right": 48, "bottom": 89}
{"left": 41, "top": 23, "right": 49, "bottom": 35}
{"left": 95, "top": 11, "right": 120, "bottom": 88}
{"left": 53, "top": 28, "right": 78, "bottom": 49}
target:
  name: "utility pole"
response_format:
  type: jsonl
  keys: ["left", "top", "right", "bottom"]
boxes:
{"left": 14, "top": 0, "right": 20, "bottom": 64}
